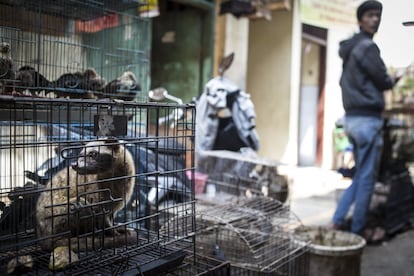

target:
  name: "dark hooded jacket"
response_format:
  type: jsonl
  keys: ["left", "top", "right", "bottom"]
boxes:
{"left": 339, "top": 31, "right": 394, "bottom": 117}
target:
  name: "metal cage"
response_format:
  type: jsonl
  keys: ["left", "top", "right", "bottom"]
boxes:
{"left": 0, "top": 96, "right": 197, "bottom": 275}
{"left": 163, "top": 197, "right": 309, "bottom": 275}
{"left": 158, "top": 252, "right": 232, "bottom": 276}
{"left": 195, "top": 197, "right": 309, "bottom": 275}
{"left": 0, "top": 0, "right": 150, "bottom": 102}
{"left": 0, "top": 0, "right": 217, "bottom": 274}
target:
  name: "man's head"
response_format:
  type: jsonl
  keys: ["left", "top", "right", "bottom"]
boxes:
{"left": 357, "top": 0, "right": 382, "bottom": 34}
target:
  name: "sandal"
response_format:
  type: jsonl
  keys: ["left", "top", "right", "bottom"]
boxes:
{"left": 363, "top": 227, "right": 387, "bottom": 245}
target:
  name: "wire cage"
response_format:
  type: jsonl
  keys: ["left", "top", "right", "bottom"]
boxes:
{"left": 0, "top": 96, "right": 197, "bottom": 275}
{"left": 163, "top": 197, "right": 309, "bottom": 275}
{"left": 156, "top": 251, "right": 231, "bottom": 276}
{"left": 202, "top": 171, "right": 289, "bottom": 204}
{"left": 196, "top": 150, "right": 290, "bottom": 203}
{"left": 0, "top": 0, "right": 150, "bottom": 102}
{"left": 0, "top": 1, "right": 232, "bottom": 275}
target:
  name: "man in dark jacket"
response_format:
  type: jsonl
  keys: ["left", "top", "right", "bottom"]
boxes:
{"left": 331, "top": 0, "right": 401, "bottom": 239}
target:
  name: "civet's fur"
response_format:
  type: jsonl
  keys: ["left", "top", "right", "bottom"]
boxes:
{"left": 36, "top": 139, "right": 135, "bottom": 251}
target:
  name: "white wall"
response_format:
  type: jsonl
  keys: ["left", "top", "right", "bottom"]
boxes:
{"left": 375, "top": 0, "right": 414, "bottom": 68}
{"left": 247, "top": 7, "right": 297, "bottom": 164}
{"left": 223, "top": 15, "right": 250, "bottom": 90}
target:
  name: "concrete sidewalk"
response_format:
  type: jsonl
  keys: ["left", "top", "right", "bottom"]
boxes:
{"left": 280, "top": 166, "right": 346, "bottom": 226}
{"left": 284, "top": 166, "right": 414, "bottom": 276}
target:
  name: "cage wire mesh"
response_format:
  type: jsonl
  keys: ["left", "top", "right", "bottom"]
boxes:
{"left": 0, "top": 0, "right": 215, "bottom": 274}
{"left": 0, "top": 0, "right": 230, "bottom": 274}
{"left": 0, "top": 0, "right": 150, "bottom": 102}
{"left": 203, "top": 171, "right": 289, "bottom": 204}
{"left": 196, "top": 149, "right": 290, "bottom": 204}
{"left": 0, "top": 96, "right": 198, "bottom": 274}
{"left": 162, "top": 197, "right": 309, "bottom": 275}
{"left": 154, "top": 251, "right": 231, "bottom": 276}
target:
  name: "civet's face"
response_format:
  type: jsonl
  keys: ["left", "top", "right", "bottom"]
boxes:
{"left": 72, "top": 141, "right": 115, "bottom": 175}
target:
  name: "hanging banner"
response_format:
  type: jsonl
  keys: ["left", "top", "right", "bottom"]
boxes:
{"left": 300, "top": 0, "right": 358, "bottom": 29}
{"left": 75, "top": 14, "right": 119, "bottom": 33}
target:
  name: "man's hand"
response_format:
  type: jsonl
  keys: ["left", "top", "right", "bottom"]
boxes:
{"left": 393, "top": 68, "right": 405, "bottom": 84}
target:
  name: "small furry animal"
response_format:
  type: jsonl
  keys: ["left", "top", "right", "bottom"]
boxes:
{"left": 50, "top": 68, "right": 106, "bottom": 98}
{"left": 0, "top": 182, "right": 43, "bottom": 235}
{"left": 80, "top": 68, "right": 106, "bottom": 92}
{"left": 15, "top": 66, "right": 50, "bottom": 95}
{"left": 7, "top": 255, "right": 33, "bottom": 275}
{"left": 249, "top": 164, "right": 289, "bottom": 203}
{"left": 103, "top": 71, "right": 141, "bottom": 101}
{"left": 0, "top": 42, "right": 15, "bottom": 94}
{"left": 36, "top": 139, "right": 136, "bottom": 252}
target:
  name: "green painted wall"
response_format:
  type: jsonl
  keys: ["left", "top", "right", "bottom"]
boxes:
{"left": 150, "top": 3, "right": 213, "bottom": 104}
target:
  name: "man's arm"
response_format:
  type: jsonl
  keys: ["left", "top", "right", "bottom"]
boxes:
{"left": 358, "top": 42, "right": 395, "bottom": 91}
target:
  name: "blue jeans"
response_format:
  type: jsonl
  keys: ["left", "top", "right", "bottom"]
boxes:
{"left": 332, "top": 115, "right": 383, "bottom": 234}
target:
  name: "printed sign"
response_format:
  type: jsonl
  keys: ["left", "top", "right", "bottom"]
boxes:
{"left": 300, "top": 0, "right": 357, "bottom": 29}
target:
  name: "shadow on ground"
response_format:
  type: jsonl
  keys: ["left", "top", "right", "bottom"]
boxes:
{"left": 361, "top": 227, "right": 414, "bottom": 276}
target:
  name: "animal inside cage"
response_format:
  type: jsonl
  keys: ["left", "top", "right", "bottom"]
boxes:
{"left": 203, "top": 171, "right": 289, "bottom": 203}
{"left": 197, "top": 150, "right": 289, "bottom": 203}
{"left": 163, "top": 197, "right": 309, "bottom": 275}
{"left": 0, "top": 96, "right": 197, "bottom": 275}
{"left": 0, "top": 0, "right": 150, "bottom": 102}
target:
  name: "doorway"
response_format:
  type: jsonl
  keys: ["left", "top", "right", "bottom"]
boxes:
{"left": 298, "top": 24, "right": 327, "bottom": 166}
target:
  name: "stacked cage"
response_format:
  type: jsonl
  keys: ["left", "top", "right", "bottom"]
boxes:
{"left": 164, "top": 197, "right": 309, "bottom": 275}
{"left": 0, "top": 1, "right": 213, "bottom": 275}
{"left": 0, "top": 92, "right": 199, "bottom": 275}
{"left": 156, "top": 253, "right": 231, "bottom": 276}
{"left": 0, "top": 0, "right": 150, "bottom": 101}
{"left": 196, "top": 150, "right": 290, "bottom": 204}
{"left": 193, "top": 138, "right": 306, "bottom": 274}
{"left": 203, "top": 171, "right": 289, "bottom": 204}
